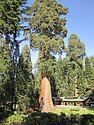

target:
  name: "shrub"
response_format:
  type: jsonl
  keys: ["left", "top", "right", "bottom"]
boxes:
{"left": 24, "top": 112, "right": 94, "bottom": 125}
{"left": 3, "top": 112, "right": 94, "bottom": 125}
{"left": 24, "top": 112, "right": 59, "bottom": 125}
{"left": 70, "top": 114, "right": 80, "bottom": 125}
{"left": 3, "top": 114, "right": 27, "bottom": 125}
{"left": 80, "top": 114, "right": 94, "bottom": 125}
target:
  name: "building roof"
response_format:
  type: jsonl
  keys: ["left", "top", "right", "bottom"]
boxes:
{"left": 52, "top": 96, "right": 94, "bottom": 102}
{"left": 52, "top": 97, "right": 62, "bottom": 102}
{"left": 60, "top": 96, "right": 88, "bottom": 102}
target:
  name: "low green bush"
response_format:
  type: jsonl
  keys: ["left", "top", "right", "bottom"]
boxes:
{"left": 80, "top": 114, "right": 94, "bottom": 125}
{"left": 3, "top": 112, "right": 94, "bottom": 125}
{"left": 24, "top": 112, "right": 94, "bottom": 125}
{"left": 3, "top": 114, "right": 27, "bottom": 125}
{"left": 24, "top": 112, "right": 59, "bottom": 125}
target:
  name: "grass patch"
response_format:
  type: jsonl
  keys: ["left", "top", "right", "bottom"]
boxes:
{"left": 51, "top": 107, "right": 94, "bottom": 115}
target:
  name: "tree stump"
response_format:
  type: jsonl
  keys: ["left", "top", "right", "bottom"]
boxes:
{"left": 39, "top": 76, "right": 54, "bottom": 112}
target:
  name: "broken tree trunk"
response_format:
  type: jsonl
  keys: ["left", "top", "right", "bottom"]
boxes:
{"left": 39, "top": 76, "right": 54, "bottom": 112}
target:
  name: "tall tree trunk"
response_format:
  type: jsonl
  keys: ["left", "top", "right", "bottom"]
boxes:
{"left": 39, "top": 76, "right": 54, "bottom": 112}
{"left": 39, "top": 45, "right": 54, "bottom": 112}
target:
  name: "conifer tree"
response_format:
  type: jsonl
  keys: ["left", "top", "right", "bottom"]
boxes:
{"left": 17, "top": 45, "right": 35, "bottom": 110}
{"left": 84, "top": 57, "right": 94, "bottom": 95}
{"left": 54, "top": 56, "right": 65, "bottom": 97}
{"left": 28, "top": 0, "right": 68, "bottom": 111}
{"left": 0, "top": 0, "right": 27, "bottom": 111}
{"left": 0, "top": 36, "right": 11, "bottom": 108}
{"left": 67, "top": 34, "right": 86, "bottom": 67}
{"left": 65, "top": 34, "right": 86, "bottom": 96}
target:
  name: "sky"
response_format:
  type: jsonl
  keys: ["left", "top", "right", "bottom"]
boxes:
{"left": 21, "top": 0, "right": 94, "bottom": 65}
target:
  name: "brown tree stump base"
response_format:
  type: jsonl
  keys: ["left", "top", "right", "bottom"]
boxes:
{"left": 39, "top": 76, "right": 54, "bottom": 112}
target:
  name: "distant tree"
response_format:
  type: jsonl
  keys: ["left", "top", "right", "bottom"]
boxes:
{"left": 90, "top": 56, "right": 94, "bottom": 71}
{"left": 90, "top": 56, "right": 94, "bottom": 85}
{"left": 0, "top": 36, "right": 12, "bottom": 109}
{"left": 53, "top": 56, "right": 66, "bottom": 97}
{"left": 17, "top": 45, "right": 36, "bottom": 110}
{"left": 67, "top": 34, "right": 86, "bottom": 68}
{"left": 17, "top": 45, "right": 32, "bottom": 94}
{"left": 84, "top": 57, "right": 94, "bottom": 95}
{"left": 62, "top": 34, "right": 86, "bottom": 97}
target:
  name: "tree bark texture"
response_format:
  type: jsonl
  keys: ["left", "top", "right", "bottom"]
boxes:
{"left": 39, "top": 76, "right": 54, "bottom": 112}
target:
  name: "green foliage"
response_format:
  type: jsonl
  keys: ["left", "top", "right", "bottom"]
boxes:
{"left": 90, "top": 56, "right": 94, "bottom": 68}
{"left": 37, "top": 50, "right": 57, "bottom": 76}
{"left": 24, "top": 112, "right": 94, "bottom": 125}
{"left": 0, "top": 0, "right": 27, "bottom": 35}
{"left": 0, "top": 0, "right": 94, "bottom": 116}
{"left": 83, "top": 57, "right": 94, "bottom": 95}
{"left": 27, "top": 0, "right": 68, "bottom": 76}
{"left": 53, "top": 34, "right": 86, "bottom": 97}
{"left": 54, "top": 56, "right": 83, "bottom": 97}
{"left": 67, "top": 34, "right": 86, "bottom": 67}
{"left": 80, "top": 114, "right": 94, "bottom": 125}
{"left": 0, "top": 0, "right": 28, "bottom": 112}
{"left": 17, "top": 45, "right": 33, "bottom": 89}
{"left": 0, "top": 38, "right": 10, "bottom": 72}
{"left": 3, "top": 114, "right": 27, "bottom": 125}
{"left": 52, "top": 56, "right": 67, "bottom": 96}
{"left": 17, "top": 45, "right": 38, "bottom": 109}
{"left": 52, "top": 107, "right": 94, "bottom": 115}
{"left": 0, "top": 37, "right": 12, "bottom": 107}
{"left": 3, "top": 112, "right": 94, "bottom": 125}
{"left": 24, "top": 112, "right": 66, "bottom": 125}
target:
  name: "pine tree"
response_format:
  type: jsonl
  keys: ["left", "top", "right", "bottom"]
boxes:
{"left": 17, "top": 45, "right": 36, "bottom": 111}
{"left": 0, "top": 0, "right": 28, "bottom": 111}
{"left": 67, "top": 34, "right": 86, "bottom": 67}
{"left": 65, "top": 34, "right": 86, "bottom": 97}
{"left": 54, "top": 56, "right": 65, "bottom": 97}
{"left": 90, "top": 56, "right": 94, "bottom": 71}
{"left": 84, "top": 57, "right": 94, "bottom": 95}
{"left": 0, "top": 36, "right": 11, "bottom": 108}
{"left": 0, "top": 0, "right": 27, "bottom": 35}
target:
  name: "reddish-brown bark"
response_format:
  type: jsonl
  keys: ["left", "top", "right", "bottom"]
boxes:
{"left": 39, "top": 76, "right": 54, "bottom": 112}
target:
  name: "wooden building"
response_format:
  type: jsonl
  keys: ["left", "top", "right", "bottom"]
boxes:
{"left": 52, "top": 96, "right": 94, "bottom": 107}
{"left": 61, "top": 97, "right": 86, "bottom": 107}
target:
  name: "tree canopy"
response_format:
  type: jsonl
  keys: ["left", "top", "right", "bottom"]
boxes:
{"left": 0, "top": 0, "right": 94, "bottom": 115}
{"left": 28, "top": 0, "right": 68, "bottom": 53}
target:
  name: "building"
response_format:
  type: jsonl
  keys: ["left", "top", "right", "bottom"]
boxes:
{"left": 52, "top": 97, "right": 62, "bottom": 105}
{"left": 52, "top": 96, "right": 94, "bottom": 107}
{"left": 85, "top": 96, "right": 94, "bottom": 107}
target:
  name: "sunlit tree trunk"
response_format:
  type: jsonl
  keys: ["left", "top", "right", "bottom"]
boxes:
{"left": 38, "top": 45, "right": 54, "bottom": 112}
{"left": 39, "top": 76, "right": 54, "bottom": 112}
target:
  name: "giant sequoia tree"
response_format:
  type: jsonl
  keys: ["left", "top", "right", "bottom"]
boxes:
{"left": 28, "top": 0, "right": 68, "bottom": 111}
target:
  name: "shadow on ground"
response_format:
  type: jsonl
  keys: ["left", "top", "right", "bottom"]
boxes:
{"left": 2, "top": 111, "right": 94, "bottom": 125}
{"left": 23, "top": 112, "right": 94, "bottom": 125}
